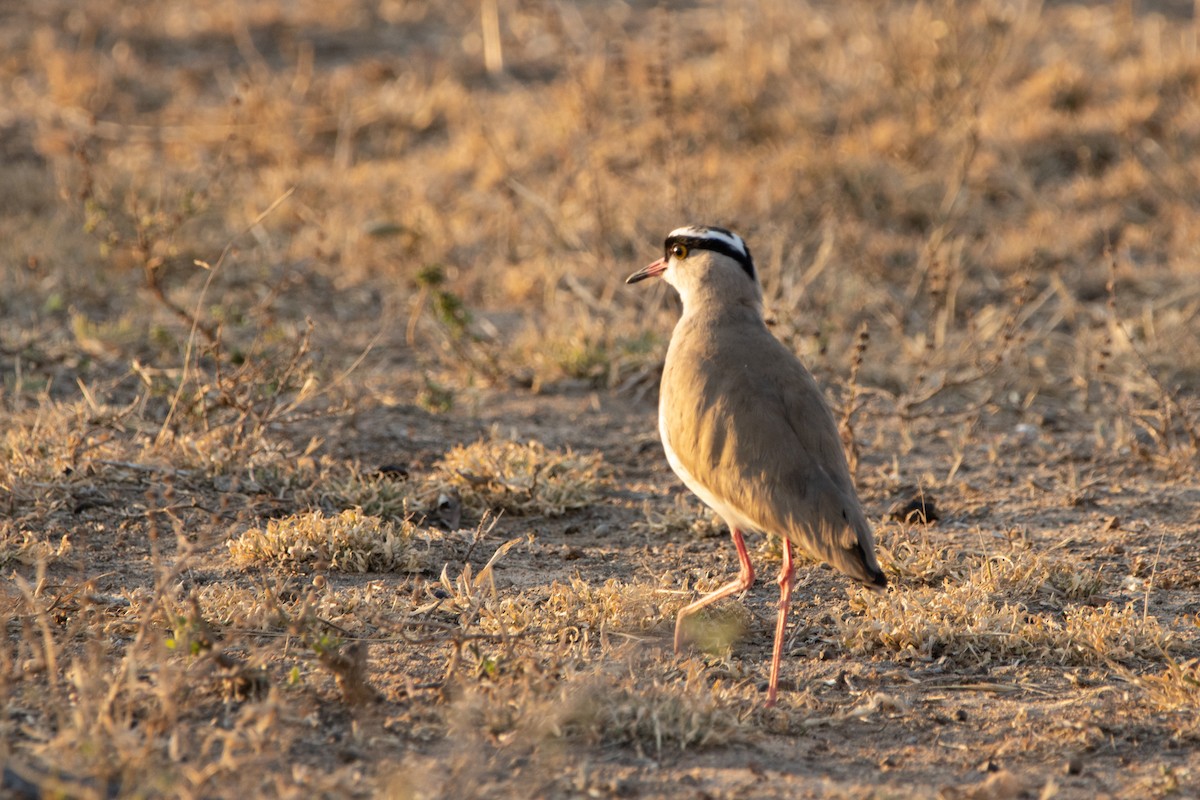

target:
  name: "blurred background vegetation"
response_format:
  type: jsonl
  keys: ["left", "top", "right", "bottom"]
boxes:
{"left": 2, "top": 2, "right": 1199, "bottom": 797}
{"left": 1, "top": 0, "right": 1197, "bottom": 448}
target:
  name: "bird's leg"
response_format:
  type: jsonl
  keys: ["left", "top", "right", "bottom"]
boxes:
{"left": 766, "top": 539, "right": 795, "bottom": 708}
{"left": 674, "top": 528, "right": 755, "bottom": 653}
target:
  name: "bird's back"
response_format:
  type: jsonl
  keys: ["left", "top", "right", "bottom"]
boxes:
{"left": 660, "top": 310, "right": 886, "bottom": 588}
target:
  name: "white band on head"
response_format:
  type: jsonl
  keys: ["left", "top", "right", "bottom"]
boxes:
{"left": 667, "top": 225, "right": 748, "bottom": 260}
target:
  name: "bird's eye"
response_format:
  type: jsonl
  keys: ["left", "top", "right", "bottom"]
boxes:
{"left": 670, "top": 243, "right": 688, "bottom": 259}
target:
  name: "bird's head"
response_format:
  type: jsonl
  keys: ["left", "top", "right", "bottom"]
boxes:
{"left": 626, "top": 225, "right": 761, "bottom": 312}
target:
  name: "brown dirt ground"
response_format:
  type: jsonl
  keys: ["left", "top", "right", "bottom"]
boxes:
{"left": 8, "top": 381, "right": 1197, "bottom": 798}
{"left": 321, "top": 391, "right": 1200, "bottom": 800}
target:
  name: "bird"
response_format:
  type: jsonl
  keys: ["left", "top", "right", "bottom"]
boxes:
{"left": 626, "top": 225, "right": 887, "bottom": 707}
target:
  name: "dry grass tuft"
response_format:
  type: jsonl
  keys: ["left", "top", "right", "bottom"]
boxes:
{"left": 842, "top": 585, "right": 1172, "bottom": 667}
{"left": 227, "top": 509, "right": 449, "bottom": 573}
{"left": 305, "top": 467, "right": 418, "bottom": 520}
{"left": 878, "top": 527, "right": 1105, "bottom": 601}
{"left": 450, "top": 656, "right": 740, "bottom": 758}
{"left": 0, "top": 523, "right": 72, "bottom": 567}
{"left": 192, "top": 580, "right": 421, "bottom": 635}
{"left": 876, "top": 526, "right": 967, "bottom": 586}
{"left": 547, "top": 667, "right": 741, "bottom": 753}
{"left": 855, "top": 527, "right": 1154, "bottom": 673}
{"left": 1131, "top": 657, "right": 1200, "bottom": 717}
{"left": 546, "top": 577, "right": 676, "bottom": 633}
{"left": 442, "top": 573, "right": 684, "bottom": 645}
{"left": 0, "top": 399, "right": 137, "bottom": 494}
{"left": 430, "top": 438, "right": 608, "bottom": 517}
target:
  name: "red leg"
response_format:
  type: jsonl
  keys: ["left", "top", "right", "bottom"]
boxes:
{"left": 766, "top": 539, "right": 795, "bottom": 707}
{"left": 674, "top": 528, "right": 754, "bottom": 653}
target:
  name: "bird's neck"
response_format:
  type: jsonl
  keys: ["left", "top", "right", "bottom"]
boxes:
{"left": 678, "top": 291, "right": 765, "bottom": 328}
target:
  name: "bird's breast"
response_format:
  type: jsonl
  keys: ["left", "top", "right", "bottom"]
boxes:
{"left": 657, "top": 354, "right": 762, "bottom": 536}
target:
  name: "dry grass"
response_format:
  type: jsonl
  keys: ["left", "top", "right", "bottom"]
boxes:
{"left": 541, "top": 666, "right": 742, "bottom": 753}
{"left": 496, "top": 576, "right": 686, "bottom": 639}
{"left": 0, "top": 522, "right": 73, "bottom": 568}
{"left": 877, "top": 525, "right": 1106, "bottom": 600}
{"left": 842, "top": 585, "right": 1173, "bottom": 668}
{"left": 1133, "top": 657, "right": 1200, "bottom": 717}
{"left": 3, "top": 0, "right": 1200, "bottom": 797}
{"left": 305, "top": 466, "right": 418, "bottom": 520}
{"left": 449, "top": 655, "right": 741, "bottom": 755}
{"left": 227, "top": 508, "right": 449, "bottom": 573}
{"left": 429, "top": 437, "right": 608, "bottom": 517}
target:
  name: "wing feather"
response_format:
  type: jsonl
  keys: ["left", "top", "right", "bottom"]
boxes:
{"left": 661, "top": 317, "right": 885, "bottom": 586}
